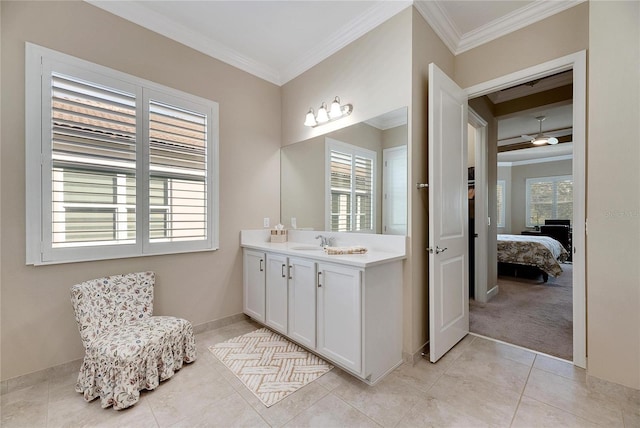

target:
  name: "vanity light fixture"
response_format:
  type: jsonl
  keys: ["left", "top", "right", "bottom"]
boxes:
{"left": 304, "top": 96, "right": 353, "bottom": 127}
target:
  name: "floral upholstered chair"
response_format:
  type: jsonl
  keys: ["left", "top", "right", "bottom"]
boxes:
{"left": 70, "top": 271, "right": 197, "bottom": 410}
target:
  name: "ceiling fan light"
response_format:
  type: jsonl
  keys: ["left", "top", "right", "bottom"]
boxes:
{"left": 532, "top": 137, "right": 548, "bottom": 145}
{"left": 548, "top": 137, "right": 559, "bottom": 145}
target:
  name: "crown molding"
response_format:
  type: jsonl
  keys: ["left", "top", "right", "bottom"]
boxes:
{"left": 456, "top": 0, "right": 586, "bottom": 54}
{"left": 415, "top": 0, "right": 585, "bottom": 55}
{"left": 87, "top": 0, "right": 282, "bottom": 85}
{"left": 413, "top": 1, "right": 461, "bottom": 54}
{"left": 88, "top": 0, "right": 411, "bottom": 86}
{"left": 280, "top": 1, "right": 412, "bottom": 84}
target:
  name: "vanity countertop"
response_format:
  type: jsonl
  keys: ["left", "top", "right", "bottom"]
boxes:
{"left": 240, "top": 230, "right": 406, "bottom": 268}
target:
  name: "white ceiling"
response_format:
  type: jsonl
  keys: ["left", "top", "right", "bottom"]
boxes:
{"left": 87, "top": 0, "right": 584, "bottom": 86}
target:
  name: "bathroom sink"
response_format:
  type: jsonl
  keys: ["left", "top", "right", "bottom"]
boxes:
{"left": 289, "top": 245, "right": 323, "bottom": 251}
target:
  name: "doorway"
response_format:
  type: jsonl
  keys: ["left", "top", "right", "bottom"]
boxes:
{"left": 464, "top": 52, "right": 586, "bottom": 367}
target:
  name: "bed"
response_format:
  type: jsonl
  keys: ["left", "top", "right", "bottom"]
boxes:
{"left": 497, "top": 234, "right": 569, "bottom": 282}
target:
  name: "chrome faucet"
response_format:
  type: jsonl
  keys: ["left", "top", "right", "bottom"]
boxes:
{"left": 315, "top": 235, "right": 333, "bottom": 247}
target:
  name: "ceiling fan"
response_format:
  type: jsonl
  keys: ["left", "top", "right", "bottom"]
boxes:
{"left": 522, "top": 116, "right": 559, "bottom": 145}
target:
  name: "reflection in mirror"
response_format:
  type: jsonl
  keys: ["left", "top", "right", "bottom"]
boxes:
{"left": 281, "top": 107, "right": 407, "bottom": 235}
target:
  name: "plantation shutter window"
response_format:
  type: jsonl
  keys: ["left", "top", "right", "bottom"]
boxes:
{"left": 526, "top": 175, "right": 573, "bottom": 227}
{"left": 26, "top": 44, "right": 219, "bottom": 265}
{"left": 148, "top": 100, "right": 208, "bottom": 243}
{"left": 51, "top": 73, "right": 138, "bottom": 247}
{"left": 326, "top": 139, "right": 376, "bottom": 233}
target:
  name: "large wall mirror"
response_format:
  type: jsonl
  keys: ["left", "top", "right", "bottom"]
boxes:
{"left": 281, "top": 107, "right": 408, "bottom": 235}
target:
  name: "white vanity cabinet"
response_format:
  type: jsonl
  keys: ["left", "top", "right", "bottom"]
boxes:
{"left": 240, "top": 231, "right": 405, "bottom": 385}
{"left": 265, "top": 253, "right": 289, "bottom": 335}
{"left": 243, "top": 250, "right": 266, "bottom": 323}
{"left": 287, "top": 257, "right": 317, "bottom": 349}
{"left": 316, "top": 262, "right": 362, "bottom": 373}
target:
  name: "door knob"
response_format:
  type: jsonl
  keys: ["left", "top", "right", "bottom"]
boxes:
{"left": 436, "top": 246, "right": 448, "bottom": 254}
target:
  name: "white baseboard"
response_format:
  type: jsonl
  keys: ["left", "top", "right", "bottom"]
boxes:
{"left": 487, "top": 284, "right": 499, "bottom": 300}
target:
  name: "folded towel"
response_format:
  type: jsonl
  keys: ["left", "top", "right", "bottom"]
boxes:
{"left": 324, "top": 246, "right": 368, "bottom": 255}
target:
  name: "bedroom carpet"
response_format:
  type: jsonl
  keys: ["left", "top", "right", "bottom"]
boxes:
{"left": 470, "top": 263, "right": 573, "bottom": 361}
{"left": 209, "top": 327, "right": 332, "bottom": 407}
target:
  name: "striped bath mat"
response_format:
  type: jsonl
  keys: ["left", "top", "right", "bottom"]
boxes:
{"left": 209, "top": 328, "right": 333, "bottom": 407}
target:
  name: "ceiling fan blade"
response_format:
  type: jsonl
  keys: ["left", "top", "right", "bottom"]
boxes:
{"left": 521, "top": 134, "right": 534, "bottom": 141}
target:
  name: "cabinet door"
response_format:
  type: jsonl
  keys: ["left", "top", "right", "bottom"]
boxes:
{"left": 243, "top": 250, "right": 265, "bottom": 322}
{"left": 288, "top": 257, "right": 316, "bottom": 349}
{"left": 317, "top": 262, "right": 362, "bottom": 373}
{"left": 265, "top": 253, "right": 288, "bottom": 335}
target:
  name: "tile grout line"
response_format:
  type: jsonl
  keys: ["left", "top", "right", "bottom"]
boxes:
{"left": 509, "top": 353, "right": 537, "bottom": 427}
{"left": 330, "top": 392, "right": 384, "bottom": 428}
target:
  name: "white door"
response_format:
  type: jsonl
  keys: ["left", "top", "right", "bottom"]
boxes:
{"left": 383, "top": 146, "right": 408, "bottom": 235}
{"left": 265, "top": 253, "right": 288, "bottom": 335}
{"left": 428, "top": 63, "right": 469, "bottom": 362}
{"left": 288, "top": 257, "right": 316, "bottom": 349}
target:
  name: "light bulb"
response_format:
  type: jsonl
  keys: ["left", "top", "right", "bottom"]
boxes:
{"left": 304, "top": 108, "right": 317, "bottom": 127}
{"left": 532, "top": 137, "right": 548, "bottom": 146}
{"left": 329, "top": 97, "right": 342, "bottom": 119}
{"left": 316, "top": 103, "right": 329, "bottom": 123}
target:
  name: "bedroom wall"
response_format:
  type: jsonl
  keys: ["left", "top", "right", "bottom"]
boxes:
{"left": 497, "top": 165, "right": 512, "bottom": 234}
{"left": 469, "top": 96, "right": 499, "bottom": 298}
{"left": 509, "top": 159, "right": 573, "bottom": 233}
{"left": 0, "top": 1, "right": 281, "bottom": 381}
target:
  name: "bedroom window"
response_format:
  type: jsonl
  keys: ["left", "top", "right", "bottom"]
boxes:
{"left": 326, "top": 139, "right": 376, "bottom": 233}
{"left": 26, "top": 43, "right": 219, "bottom": 265}
{"left": 526, "top": 175, "right": 572, "bottom": 228}
{"left": 496, "top": 180, "right": 506, "bottom": 228}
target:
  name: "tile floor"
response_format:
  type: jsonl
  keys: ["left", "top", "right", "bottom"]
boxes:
{"left": 2, "top": 319, "right": 639, "bottom": 427}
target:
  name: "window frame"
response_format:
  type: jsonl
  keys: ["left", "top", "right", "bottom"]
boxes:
{"left": 26, "top": 43, "right": 219, "bottom": 265}
{"left": 324, "top": 138, "right": 377, "bottom": 233}
{"left": 525, "top": 174, "right": 572, "bottom": 228}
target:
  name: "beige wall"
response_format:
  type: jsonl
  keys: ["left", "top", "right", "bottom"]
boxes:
{"left": 383, "top": 124, "right": 408, "bottom": 150}
{"left": 497, "top": 166, "right": 512, "bottom": 234}
{"left": 409, "top": 7, "right": 456, "bottom": 354}
{"left": 509, "top": 159, "right": 573, "bottom": 233}
{"left": 469, "top": 97, "right": 499, "bottom": 295}
{"left": 586, "top": 1, "right": 640, "bottom": 390}
{"left": 454, "top": 3, "right": 589, "bottom": 89}
{"left": 281, "top": 8, "right": 412, "bottom": 147}
{"left": 0, "top": 1, "right": 281, "bottom": 380}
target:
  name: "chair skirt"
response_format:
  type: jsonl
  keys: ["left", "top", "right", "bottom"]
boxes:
{"left": 75, "top": 316, "right": 197, "bottom": 410}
